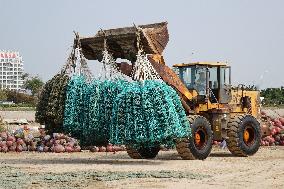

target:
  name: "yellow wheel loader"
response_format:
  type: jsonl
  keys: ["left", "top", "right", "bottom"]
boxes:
{"left": 78, "top": 22, "right": 261, "bottom": 160}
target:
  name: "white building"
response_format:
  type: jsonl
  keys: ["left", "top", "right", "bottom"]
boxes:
{"left": 0, "top": 50, "right": 24, "bottom": 91}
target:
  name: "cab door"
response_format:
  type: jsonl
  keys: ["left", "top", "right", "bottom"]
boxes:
{"left": 219, "top": 66, "right": 232, "bottom": 103}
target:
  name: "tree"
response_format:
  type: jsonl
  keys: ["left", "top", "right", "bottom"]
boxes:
{"left": 260, "top": 87, "right": 284, "bottom": 105}
{"left": 0, "top": 90, "right": 7, "bottom": 101}
{"left": 24, "top": 76, "right": 44, "bottom": 96}
{"left": 21, "top": 73, "right": 29, "bottom": 81}
{"left": 6, "top": 90, "right": 36, "bottom": 105}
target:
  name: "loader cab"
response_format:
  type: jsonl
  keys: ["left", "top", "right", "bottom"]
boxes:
{"left": 173, "top": 62, "right": 232, "bottom": 104}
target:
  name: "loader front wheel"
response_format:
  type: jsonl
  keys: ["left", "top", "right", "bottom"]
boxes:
{"left": 126, "top": 146, "right": 160, "bottom": 159}
{"left": 176, "top": 115, "right": 213, "bottom": 160}
{"left": 226, "top": 114, "right": 261, "bottom": 156}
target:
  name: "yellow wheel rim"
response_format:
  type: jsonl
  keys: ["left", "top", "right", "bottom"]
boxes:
{"left": 244, "top": 129, "right": 250, "bottom": 143}
{"left": 195, "top": 133, "right": 201, "bottom": 144}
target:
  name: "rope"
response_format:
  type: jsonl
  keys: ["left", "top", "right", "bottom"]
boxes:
{"left": 131, "top": 50, "right": 162, "bottom": 81}
{"left": 131, "top": 26, "right": 161, "bottom": 81}
{"left": 99, "top": 36, "right": 131, "bottom": 81}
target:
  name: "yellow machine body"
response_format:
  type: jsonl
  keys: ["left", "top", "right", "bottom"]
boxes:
{"left": 149, "top": 58, "right": 261, "bottom": 141}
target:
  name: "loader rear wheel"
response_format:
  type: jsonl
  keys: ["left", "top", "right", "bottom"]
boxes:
{"left": 126, "top": 146, "right": 160, "bottom": 159}
{"left": 226, "top": 114, "right": 261, "bottom": 156}
{"left": 176, "top": 115, "right": 213, "bottom": 160}
{"left": 126, "top": 147, "right": 142, "bottom": 159}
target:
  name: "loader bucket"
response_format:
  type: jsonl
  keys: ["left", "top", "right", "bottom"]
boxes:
{"left": 79, "top": 22, "right": 169, "bottom": 62}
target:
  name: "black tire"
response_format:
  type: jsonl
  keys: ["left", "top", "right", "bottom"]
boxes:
{"left": 126, "top": 147, "right": 142, "bottom": 159}
{"left": 176, "top": 115, "right": 213, "bottom": 160}
{"left": 226, "top": 114, "right": 261, "bottom": 156}
{"left": 126, "top": 146, "right": 160, "bottom": 159}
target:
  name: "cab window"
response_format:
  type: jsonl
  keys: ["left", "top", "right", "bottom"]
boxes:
{"left": 208, "top": 67, "right": 218, "bottom": 89}
{"left": 195, "top": 67, "right": 207, "bottom": 95}
{"left": 220, "top": 67, "right": 231, "bottom": 87}
{"left": 179, "top": 67, "right": 195, "bottom": 89}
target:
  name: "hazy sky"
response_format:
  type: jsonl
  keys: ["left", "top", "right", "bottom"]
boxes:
{"left": 0, "top": 0, "right": 283, "bottom": 89}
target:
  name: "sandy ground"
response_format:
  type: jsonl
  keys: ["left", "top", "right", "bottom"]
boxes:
{"left": 0, "top": 146, "right": 283, "bottom": 189}
{"left": 0, "top": 110, "right": 283, "bottom": 189}
{"left": 0, "top": 111, "right": 39, "bottom": 130}
{"left": 0, "top": 111, "right": 36, "bottom": 122}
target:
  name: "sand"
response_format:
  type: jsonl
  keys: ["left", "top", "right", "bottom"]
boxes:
{"left": 0, "top": 146, "right": 283, "bottom": 189}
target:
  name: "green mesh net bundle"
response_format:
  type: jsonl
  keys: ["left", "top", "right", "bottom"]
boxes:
{"left": 63, "top": 76, "right": 191, "bottom": 147}
{"left": 62, "top": 75, "right": 87, "bottom": 143}
{"left": 110, "top": 80, "right": 190, "bottom": 147}
{"left": 86, "top": 79, "right": 128, "bottom": 146}
{"left": 63, "top": 76, "right": 128, "bottom": 146}
{"left": 35, "top": 73, "right": 70, "bottom": 134}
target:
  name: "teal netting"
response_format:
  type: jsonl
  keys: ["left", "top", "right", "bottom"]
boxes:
{"left": 62, "top": 75, "right": 87, "bottom": 144}
{"left": 110, "top": 80, "right": 190, "bottom": 147}
{"left": 86, "top": 79, "right": 128, "bottom": 146}
{"left": 63, "top": 75, "right": 191, "bottom": 147}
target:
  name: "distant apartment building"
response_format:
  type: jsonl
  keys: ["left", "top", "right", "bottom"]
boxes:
{"left": 0, "top": 50, "right": 24, "bottom": 91}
